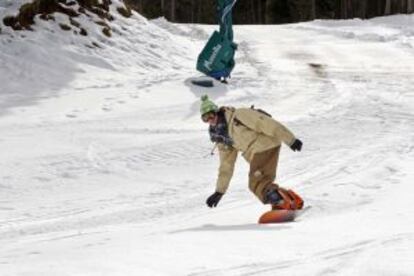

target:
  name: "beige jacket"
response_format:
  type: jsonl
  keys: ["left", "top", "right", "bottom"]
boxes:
{"left": 215, "top": 107, "right": 296, "bottom": 194}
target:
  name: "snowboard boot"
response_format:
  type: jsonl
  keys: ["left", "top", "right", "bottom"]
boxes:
{"left": 266, "top": 187, "right": 304, "bottom": 211}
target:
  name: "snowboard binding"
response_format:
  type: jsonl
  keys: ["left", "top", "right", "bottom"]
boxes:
{"left": 259, "top": 187, "right": 304, "bottom": 224}
{"left": 271, "top": 188, "right": 304, "bottom": 211}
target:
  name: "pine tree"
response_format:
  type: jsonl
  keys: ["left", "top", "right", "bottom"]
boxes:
{"left": 171, "top": 0, "right": 176, "bottom": 22}
{"left": 341, "top": 0, "right": 348, "bottom": 18}
{"left": 408, "top": 0, "right": 414, "bottom": 13}
{"left": 384, "top": 0, "right": 392, "bottom": 14}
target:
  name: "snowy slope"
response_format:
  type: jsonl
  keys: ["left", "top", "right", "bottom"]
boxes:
{"left": 1, "top": 3, "right": 414, "bottom": 275}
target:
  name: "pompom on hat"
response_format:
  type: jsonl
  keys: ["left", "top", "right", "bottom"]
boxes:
{"left": 200, "top": 95, "right": 218, "bottom": 117}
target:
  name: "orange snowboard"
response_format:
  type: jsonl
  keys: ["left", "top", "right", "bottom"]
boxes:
{"left": 258, "top": 209, "right": 296, "bottom": 224}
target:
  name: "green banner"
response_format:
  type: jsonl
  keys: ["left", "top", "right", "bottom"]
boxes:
{"left": 196, "top": 0, "right": 237, "bottom": 80}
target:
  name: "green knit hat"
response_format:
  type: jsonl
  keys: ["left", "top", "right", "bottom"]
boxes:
{"left": 200, "top": 95, "right": 218, "bottom": 116}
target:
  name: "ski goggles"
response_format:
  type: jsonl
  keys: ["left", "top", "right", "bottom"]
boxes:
{"left": 202, "top": 112, "right": 216, "bottom": 123}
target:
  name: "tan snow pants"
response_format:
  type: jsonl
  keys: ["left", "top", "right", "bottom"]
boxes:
{"left": 248, "top": 146, "right": 280, "bottom": 203}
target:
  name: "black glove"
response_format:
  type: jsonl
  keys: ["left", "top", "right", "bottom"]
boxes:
{"left": 290, "top": 139, "right": 303, "bottom": 152}
{"left": 206, "top": 192, "right": 223, "bottom": 208}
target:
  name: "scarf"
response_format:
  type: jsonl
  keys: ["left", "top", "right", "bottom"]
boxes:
{"left": 209, "top": 110, "right": 234, "bottom": 146}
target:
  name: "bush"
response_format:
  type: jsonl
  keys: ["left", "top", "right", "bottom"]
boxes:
{"left": 3, "top": 15, "right": 21, "bottom": 30}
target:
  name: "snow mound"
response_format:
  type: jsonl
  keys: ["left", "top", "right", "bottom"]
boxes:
{"left": 0, "top": 0, "right": 197, "bottom": 112}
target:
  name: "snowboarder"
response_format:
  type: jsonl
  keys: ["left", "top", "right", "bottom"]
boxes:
{"left": 200, "top": 95, "right": 304, "bottom": 210}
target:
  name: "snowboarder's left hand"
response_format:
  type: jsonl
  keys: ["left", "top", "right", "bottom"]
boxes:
{"left": 206, "top": 192, "right": 223, "bottom": 208}
{"left": 290, "top": 139, "right": 303, "bottom": 152}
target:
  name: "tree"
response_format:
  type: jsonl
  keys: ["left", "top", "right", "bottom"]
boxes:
{"left": 352, "top": 0, "right": 368, "bottom": 18}
{"left": 310, "top": 0, "right": 316, "bottom": 19}
{"left": 365, "top": 0, "right": 383, "bottom": 18}
{"left": 138, "top": 0, "right": 143, "bottom": 14}
{"left": 341, "top": 0, "right": 348, "bottom": 18}
{"left": 171, "top": 0, "right": 176, "bottom": 22}
{"left": 250, "top": 0, "right": 256, "bottom": 23}
{"left": 258, "top": 0, "right": 264, "bottom": 24}
{"left": 288, "top": 0, "right": 311, "bottom": 22}
{"left": 197, "top": 0, "right": 202, "bottom": 22}
{"left": 384, "top": 0, "right": 392, "bottom": 14}
{"left": 265, "top": 0, "right": 274, "bottom": 24}
{"left": 409, "top": 0, "right": 414, "bottom": 13}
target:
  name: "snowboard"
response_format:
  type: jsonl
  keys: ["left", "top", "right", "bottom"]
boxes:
{"left": 189, "top": 76, "right": 229, "bottom": 87}
{"left": 191, "top": 79, "right": 214, "bottom": 87}
{"left": 258, "top": 206, "right": 311, "bottom": 224}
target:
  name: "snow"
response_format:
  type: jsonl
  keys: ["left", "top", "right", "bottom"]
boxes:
{"left": 1, "top": 2, "right": 414, "bottom": 275}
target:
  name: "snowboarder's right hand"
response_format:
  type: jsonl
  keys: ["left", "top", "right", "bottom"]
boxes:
{"left": 290, "top": 139, "right": 303, "bottom": 152}
{"left": 206, "top": 192, "right": 223, "bottom": 208}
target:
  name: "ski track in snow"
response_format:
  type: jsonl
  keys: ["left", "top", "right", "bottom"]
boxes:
{"left": 0, "top": 7, "right": 413, "bottom": 275}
